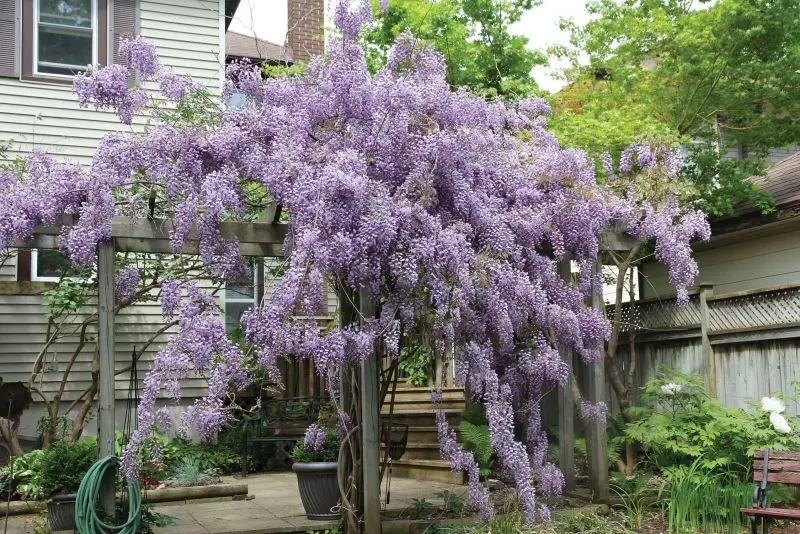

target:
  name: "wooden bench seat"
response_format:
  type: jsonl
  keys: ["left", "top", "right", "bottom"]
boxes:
{"left": 741, "top": 449, "right": 800, "bottom": 533}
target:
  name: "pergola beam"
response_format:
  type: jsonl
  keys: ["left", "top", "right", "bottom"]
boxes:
{"left": 17, "top": 217, "right": 288, "bottom": 257}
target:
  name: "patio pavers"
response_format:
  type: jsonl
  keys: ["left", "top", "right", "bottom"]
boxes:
{"left": 0, "top": 472, "right": 466, "bottom": 534}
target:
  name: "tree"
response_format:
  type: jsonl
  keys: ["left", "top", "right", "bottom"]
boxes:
{"left": 363, "top": 0, "right": 545, "bottom": 97}
{"left": 0, "top": 2, "right": 709, "bottom": 528}
{"left": 560, "top": 0, "right": 800, "bottom": 149}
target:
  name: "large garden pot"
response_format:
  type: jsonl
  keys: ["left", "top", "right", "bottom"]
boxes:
{"left": 292, "top": 462, "right": 340, "bottom": 520}
{"left": 47, "top": 492, "right": 77, "bottom": 532}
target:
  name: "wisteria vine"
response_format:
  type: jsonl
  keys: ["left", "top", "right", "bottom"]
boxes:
{"left": 0, "top": 0, "right": 711, "bottom": 524}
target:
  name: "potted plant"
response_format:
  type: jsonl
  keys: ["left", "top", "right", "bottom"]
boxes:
{"left": 34, "top": 439, "right": 98, "bottom": 531}
{"left": 291, "top": 424, "right": 340, "bottom": 520}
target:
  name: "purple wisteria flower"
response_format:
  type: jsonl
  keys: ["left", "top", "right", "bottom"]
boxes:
{"left": 2, "top": 0, "right": 712, "bottom": 523}
{"left": 303, "top": 424, "right": 327, "bottom": 453}
{"left": 115, "top": 267, "right": 141, "bottom": 303}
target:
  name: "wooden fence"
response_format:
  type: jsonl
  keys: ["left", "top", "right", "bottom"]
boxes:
{"left": 612, "top": 282, "right": 800, "bottom": 411}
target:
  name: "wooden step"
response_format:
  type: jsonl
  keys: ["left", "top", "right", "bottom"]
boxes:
{"left": 383, "top": 399, "right": 466, "bottom": 411}
{"left": 389, "top": 459, "right": 464, "bottom": 485}
{"left": 385, "top": 387, "right": 465, "bottom": 402}
{"left": 380, "top": 408, "right": 461, "bottom": 426}
{"left": 403, "top": 425, "right": 460, "bottom": 443}
{"left": 381, "top": 441, "right": 446, "bottom": 461}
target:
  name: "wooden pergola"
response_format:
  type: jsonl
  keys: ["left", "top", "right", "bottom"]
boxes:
{"left": 19, "top": 215, "right": 633, "bottom": 530}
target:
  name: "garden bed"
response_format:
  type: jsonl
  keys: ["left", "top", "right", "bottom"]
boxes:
{"left": 0, "top": 482, "right": 248, "bottom": 516}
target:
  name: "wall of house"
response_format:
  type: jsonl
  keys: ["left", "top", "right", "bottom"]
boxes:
{"left": 0, "top": 0, "right": 225, "bottom": 443}
{"left": 640, "top": 220, "right": 800, "bottom": 299}
{"left": 0, "top": 0, "right": 224, "bottom": 162}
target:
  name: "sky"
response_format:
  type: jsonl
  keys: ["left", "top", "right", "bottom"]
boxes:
{"left": 227, "top": 0, "right": 591, "bottom": 93}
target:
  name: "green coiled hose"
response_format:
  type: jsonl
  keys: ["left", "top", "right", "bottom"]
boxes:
{"left": 75, "top": 456, "right": 142, "bottom": 533}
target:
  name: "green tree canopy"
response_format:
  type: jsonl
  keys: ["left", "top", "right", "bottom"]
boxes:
{"left": 549, "top": 0, "right": 798, "bottom": 216}
{"left": 363, "top": 0, "right": 545, "bottom": 97}
{"left": 559, "top": 0, "right": 800, "bottom": 152}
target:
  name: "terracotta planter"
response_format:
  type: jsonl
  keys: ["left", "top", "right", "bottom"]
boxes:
{"left": 292, "top": 462, "right": 340, "bottom": 520}
{"left": 47, "top": 492, "right": 77, "bottom": 532}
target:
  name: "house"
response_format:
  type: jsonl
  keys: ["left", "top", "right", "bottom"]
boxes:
{"left": 622, "top": 153, "right": 800, "bottom": 410}
{"left": 0, "top": 0, "right": 325, "bottom": 446}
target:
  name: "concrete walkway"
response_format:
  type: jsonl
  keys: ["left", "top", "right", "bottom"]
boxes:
{"left": 2, "top": 473, "right": 466, "bottom": 534}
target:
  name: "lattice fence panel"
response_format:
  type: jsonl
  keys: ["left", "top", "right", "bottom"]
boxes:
{"left": 613, "top": 295, "right": 701, "bottom": 332}
{"left": 708, "top": 287, "right": 800, "bottom": 332}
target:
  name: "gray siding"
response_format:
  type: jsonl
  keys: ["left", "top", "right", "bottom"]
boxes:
{"left": 0, "top": 252, "right": 15, "bottom": 281}
{"left": 0, "top": 0, "right": 225, "bottom": 440}
{"left": 641, "top": 224, "right": 800, "bottom": 299}
{"left": 0, "top": 0, "right": 223, "bottom": 162}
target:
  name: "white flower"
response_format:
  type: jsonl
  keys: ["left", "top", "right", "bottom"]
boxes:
{"left": 770, "top": 411, "right": 792, "bottom": 434}
{"left": 761, "top": 396, "right": 786, "bottom": 414}
{"left": 660, "top": 383, "right": 683, "bottom": 396}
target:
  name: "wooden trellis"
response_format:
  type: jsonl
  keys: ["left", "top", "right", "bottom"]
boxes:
{"left": 19, "top": 216, "right": 632, "bottom": 524}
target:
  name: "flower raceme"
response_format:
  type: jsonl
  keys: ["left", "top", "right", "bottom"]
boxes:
{"left": 0, "top": 0, "right": 711, "bottom": 524}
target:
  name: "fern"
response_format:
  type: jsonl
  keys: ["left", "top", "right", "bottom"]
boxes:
{"left": 460, "top": 420, "right": 494, "bottom": 478}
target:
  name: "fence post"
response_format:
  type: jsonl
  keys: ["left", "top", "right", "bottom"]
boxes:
{"left": 699, "top": 284, "right": 716, "bottom": 398}
{"left": 557, "top": 258, "right": 575, "bottom": 491}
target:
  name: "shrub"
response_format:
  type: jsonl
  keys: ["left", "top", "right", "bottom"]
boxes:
{"left": 625, "top": 371, "right": 800, "bottom": 475}
{"left": 34, "top": 439, "right": 98, "bottom": 497}
{"left": 624, "top": 371, "right": 800, "bottom": 533}
{"left": 398, "top": 344, "right": 433, "bottom": 386}
{"left": 291, "top": 425, "right": 340, "bottom": 463}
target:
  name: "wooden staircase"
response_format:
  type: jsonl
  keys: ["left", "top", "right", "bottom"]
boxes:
{"left": 380, "top": 383, "right": 466, "bottom": 484}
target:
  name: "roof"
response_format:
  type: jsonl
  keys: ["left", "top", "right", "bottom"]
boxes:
{"left": 749, "top": 152, "right": 800, "bottom": 208}
{"left": 226, "top": 31, "right": 291, "bottom": 64}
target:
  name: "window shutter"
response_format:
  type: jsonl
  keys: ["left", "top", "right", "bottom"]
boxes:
{"left": 110, "top": 0, "right": 139, "bottom": 66}
{"left": 0, "top": 0, "right": 20, "bottom": 77}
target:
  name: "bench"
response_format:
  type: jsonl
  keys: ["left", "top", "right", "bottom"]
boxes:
{"left": 741, "top": 449, "right": 800, "bottom": 533}
{"left": 240, "top": 396, "right": 325, "bottom": 475}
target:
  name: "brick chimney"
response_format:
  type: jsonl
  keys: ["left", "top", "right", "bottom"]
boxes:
{"left": 287, "top": 0, "right": 325, "bottom": 63}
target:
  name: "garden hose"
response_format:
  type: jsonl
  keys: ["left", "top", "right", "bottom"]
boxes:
{"left": 75, "top": 455, "right": 142, "bottom": 534}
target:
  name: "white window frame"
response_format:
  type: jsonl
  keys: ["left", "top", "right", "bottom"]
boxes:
{"left": 31, "top": 248, "right": 63, "bottom": 282}
{"left": 223, "top": 267, "right": 259, "bottom": 331}
{"left": 33, "top": 0, "right": 98, "bottom": 78}
{"left": 31, "top": 248, "right": 94, "bottom": 282}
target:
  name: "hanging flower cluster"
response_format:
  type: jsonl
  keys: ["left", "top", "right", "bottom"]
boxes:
{"left": 0, "top": 0, "right": 711, "bottom": 523}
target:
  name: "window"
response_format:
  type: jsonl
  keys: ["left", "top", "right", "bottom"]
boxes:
{"left": 34, "top": 0, "right": 96, "bottom": 77}
{"left": 224, "top": 263, "right": 262, "bottom": 333}
{"left": 19, "top": 0, "right": 110, "bottom": 83}
{"left": 31, "top": 249, "right": 86, "bottom": 281}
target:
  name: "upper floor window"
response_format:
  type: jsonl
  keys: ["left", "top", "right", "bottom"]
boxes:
{"left": 0, "top": 0, "right": 138, "bottom": 83}
{"left": 34, "top": 0, "right": 97, "bottom": 77}
{"left": 22, "top": 0, "right": 107, "bottom": 82}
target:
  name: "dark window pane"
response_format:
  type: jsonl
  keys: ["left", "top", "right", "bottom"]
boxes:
{"left": 225, "top": 301, "right": 253, "bottom": 332}
{"left": 36, "top": 250, "right": 74, "bottom": 278}
{"left": 38, "top": 28, "right": 92, "bottom": 73}
{"left": 39, "top": 0, "right": 92, "bottom": 28}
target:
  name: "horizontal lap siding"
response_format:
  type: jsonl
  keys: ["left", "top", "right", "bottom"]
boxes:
{"left": 140, "top": 0, "right": 223, "bottom": 91}
{"left": 0, "top": 291, "right": 210, "bottom": 399}
{"left": 0, "top": 252, "right": 15, "bottom": 281}
{"left": 0, "top": 0, "right": 222, "bottom": 163}
{"left": 641, "top": 226, "right": 800, "bottom": 298}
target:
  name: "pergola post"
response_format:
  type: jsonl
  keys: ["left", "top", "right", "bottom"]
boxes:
{"left": 557, "top": 257, "right": 575, "bottom": 491}
{"left": 359, "top": 290, "right": 381, "bottom": 533}
{"left": 586, "top": 261, "right": 609, "bottom": 503}
{"left": 97, "top": 239, "right": 117, "bottom": 516}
